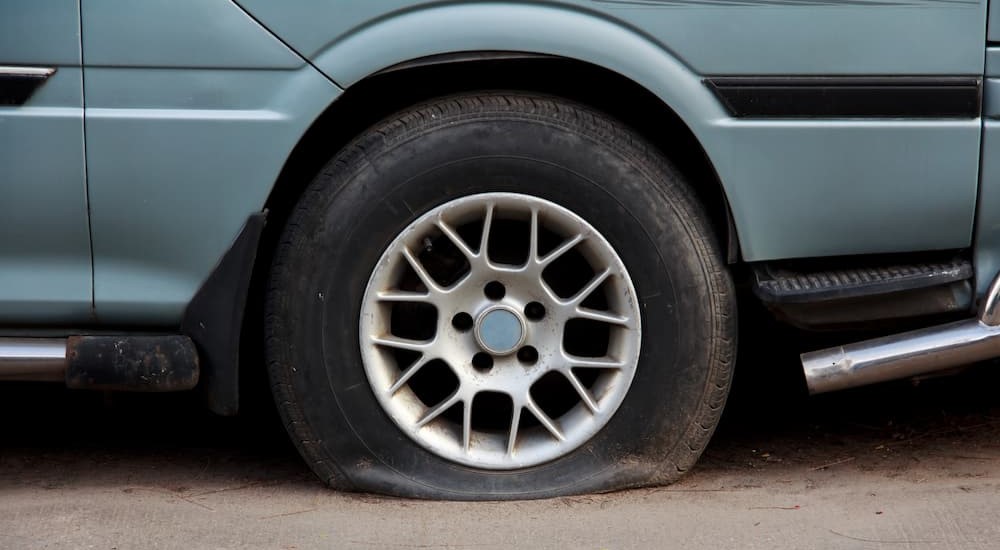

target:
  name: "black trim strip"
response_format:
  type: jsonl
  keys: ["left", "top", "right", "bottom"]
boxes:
{"left": 705, "top": 77, "right": 981, "bottom": 118}
{"left": 597, "top": 0, "right": 979, "bottom": 5}
{"left": 376, "top": 51, "right": 555, "bottom": 75}
{"left": 0, "top": 66, "right": 56, "bottom": 106}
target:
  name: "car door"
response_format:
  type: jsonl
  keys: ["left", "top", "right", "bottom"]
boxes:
{"left": 79, "top": 0, "right": 336, "bottom": 326}
{"left": 0, "top": 1, "right": 92, "bottom": 323}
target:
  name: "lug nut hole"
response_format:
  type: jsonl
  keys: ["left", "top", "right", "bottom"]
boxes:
{"left": 484, "top": 281, "right": 506, "bottom": 300}
{"left": 472, "top": 352, "right": 494, "bottom": 371}
{"left": 517, "top": 346, "right": 539, "bottom": 365}
{"left": 524, "top": 301, "right": 546, "bottom": 321}
{"left": 451, "top": 312, "right": 474, "bottom": 332}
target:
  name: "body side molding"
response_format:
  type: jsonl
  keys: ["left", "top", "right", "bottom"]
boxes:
{"left": 706, "top": 77, "right": 981, "bottom": 118}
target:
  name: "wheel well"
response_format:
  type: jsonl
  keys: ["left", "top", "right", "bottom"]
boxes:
{"left": 263, "top": 55, "right": 738, "bottom": 263}
{"left": 237, "top": 56, "right": 739, "bottom": 415}
{"left": 233, "top": 55, "right": 741, "bottom": 416}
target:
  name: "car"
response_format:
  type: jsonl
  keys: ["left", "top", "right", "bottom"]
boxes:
{"left": 2, "top": 0, "right": 997, "bottom": 500}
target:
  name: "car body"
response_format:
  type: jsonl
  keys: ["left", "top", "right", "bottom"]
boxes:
{"left": 3, "top": 0, "right": 998, "bottom": 498}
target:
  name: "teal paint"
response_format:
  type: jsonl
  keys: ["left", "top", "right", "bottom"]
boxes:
{"left": 82, "top": 1, "right": 341, "bottom": 324}
{"left": 976, "top": 126, "right": 1000, "bottom": 295}
{"left": 0, "top": 69, "right": 93, "bottom": 322}
{"left": 712, "top": 119, "right": 981, "bottom": 259}
{"left": 2, "top": 0, "right": 989, "bottom": 325}
{"left": 81, "top": 0, "right": 303, "bottom": 69}
{"left": 984, "top": 48, "right": 1000, "bottom": 77}
{"left": 0, "top": 1, "right": 92, "bottom": 323}
{"left": 973, "top": 73, "right": 1000, "bottom": 296}
{"left": 240, "top": 1, "right": 984, "bottom": 262}
{"left": 84, "top": 64, "right": 340, "bottom": 324}
{"left": 236, "top": 0, "right": 986, "bottom": 76}
{"left": 984, "top": 78, "right": 1000, "bottom": 118}
{"left": 0, "top": 0, "right": 81, "bottom": 65}
{"left": 990, "top": 0, "right": 1000, "bottom": 40}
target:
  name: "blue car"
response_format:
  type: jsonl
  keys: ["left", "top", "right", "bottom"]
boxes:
{"left": 3, "top": 0, "right": 997, "bottom": 499}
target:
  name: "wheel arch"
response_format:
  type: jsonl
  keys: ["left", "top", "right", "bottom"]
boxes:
{"left": 264, "top": 54, "right": 740, "bottom": 264}
{"left": 229, "top": 53, "right": 739, "bottom": 416}
{"left": 251, "top": 1, "right": 740, "bottom": 256}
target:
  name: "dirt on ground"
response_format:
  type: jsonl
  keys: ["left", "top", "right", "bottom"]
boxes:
{"left": 2, "top": 309, "right": 1000, "bottom": 549}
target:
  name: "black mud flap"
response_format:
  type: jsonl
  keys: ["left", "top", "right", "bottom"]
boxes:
{"left": 182, "top": 212, "right": 267, "bottom": 415}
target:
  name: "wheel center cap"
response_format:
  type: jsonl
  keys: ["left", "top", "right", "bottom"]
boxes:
{"left": 475, "top": 306, "right": 525, "bottom": 355}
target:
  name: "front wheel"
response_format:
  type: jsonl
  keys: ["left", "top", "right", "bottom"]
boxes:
{"left": 266, "top": 93, "right": 736, "bottom": 499}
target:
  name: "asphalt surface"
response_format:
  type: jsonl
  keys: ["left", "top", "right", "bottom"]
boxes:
{"left": 3, "top": 313, "right": 1000, "bottom": 549}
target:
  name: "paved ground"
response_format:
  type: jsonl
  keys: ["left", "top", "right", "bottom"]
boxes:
{"left": 3, "top": 314, "right": 1000, "bottom": 549}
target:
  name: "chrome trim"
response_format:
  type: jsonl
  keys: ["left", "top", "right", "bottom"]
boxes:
{"left": 0, "top": 66, "right": 57, "bottom": 106}
{"left": 0, "top": 66, "right": 56, "bottom": 78}
{"left": 0, "top": 338, "right": 67, "bottom": 382}
{"left": 802, "top": 272, "right": 1000, "bottom": 394}
{"left": 979, "top": 273, "right": 1000, "bottom": 326}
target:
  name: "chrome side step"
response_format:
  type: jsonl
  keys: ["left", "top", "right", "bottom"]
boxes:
{"left": 0, "top": 338, "right": 66, "bottom": 382}
{"left": 802, "top": 274, "right": 1000, "bottom": 394}
{"left": 0, "top": 335, "right": 199, "bottom": 391}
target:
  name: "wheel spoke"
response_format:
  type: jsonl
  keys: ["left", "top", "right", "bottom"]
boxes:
{"left": 566, "top": 355, "right": 625, "bottom": 369}
{"left": 388, "top": 354, "right": 431, "bottom": 394}
{"left": 479, "top": 203, "right": 495, "bottom": 258}
{"left": 538, "top": 279, "right": 561, "bottom": 303}
{"left": 462, "top": 398, "right": 473, "bottom": 451}
{"left": 416, "top": 391, "right": 461, "bottom": 428}
{"left": 568, "top": 268, "right": 612, "bottom": 306}
{"left": 526, "top": 397, "right": 565, "bottom": 441}
{"left": 528, "top": 208, "right": 540, "bottom": 263}
{"left": 401, "top": 247, "right": 443, "bottom": 294}
{"left": 435, "top": 218, "right": 477, "bottom": 259}
{"left": 370, "top": 334, "right": 434, "bottom": 353}
{"left": 573, "top": 307, "right": 631, "bottom": 327}
{"left": 538, "top": 233, "right": 584, "bottom": 266}
{"left": 376, "top": 290, "right": 432, "bottom": 303}
{"left": 507, "top": 405, "right": 522, "bottom": 455}
{"left": 563, "top": 370, "right": 599, "bottom": 414}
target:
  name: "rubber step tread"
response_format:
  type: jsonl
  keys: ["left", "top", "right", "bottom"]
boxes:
{"left": 753, "top": 259, "right": 972, "bottom": 303}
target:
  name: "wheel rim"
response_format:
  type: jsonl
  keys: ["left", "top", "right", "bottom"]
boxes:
{"left": 359, "top": 193, "right": 641, "bottom": 469}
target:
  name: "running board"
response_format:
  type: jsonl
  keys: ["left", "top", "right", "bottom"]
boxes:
{"left": 0, "top": 335, "right": 199, "bottom": 391}
{"left": 754, "top": 256, "right": 973, "bottom": 329}
{"left": 754, "top": 257, "right": 972, "bottom": 303}
{"left": 801, "top": 273, "right": 1000, "bottom": 394}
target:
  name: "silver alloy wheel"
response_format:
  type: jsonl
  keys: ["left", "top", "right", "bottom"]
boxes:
{"left": 359, "top": 193, "right": 641, "bottom": 469}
